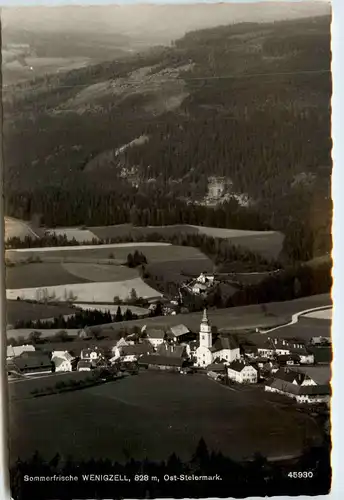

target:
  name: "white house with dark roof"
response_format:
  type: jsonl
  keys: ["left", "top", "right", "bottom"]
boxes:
{"left": 7, "top": 344, "right": 35, "bottom": 360}
{"left": 227, "top": 360, "right": 258, "bottom": 384}
{"left": 110, "top": 342, "right": 154, "bottom": 363}
{"left": 195, "top": 310, "right": 240, "bottom": 367}
{"left": 169, "top": 324, "right": 190, "bottom": 342}
{"left": 51, "top": 350, "right": 76, "bottom": 372}
{"left": 144, "top": 327, "right": 166, "bottom": 348}
{"left": 265, "top": 368, "right": 330, "bottom": 404}
{"left": 80, "top": 346, "right": 105, "bottom": 366}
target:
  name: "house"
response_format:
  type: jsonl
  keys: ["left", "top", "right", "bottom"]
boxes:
{"left": 80, "top": 346, "right": 105, "bottom": 365}
{"left": 255, "top": 338, "right": 276, "bottom": 358}
{"left": 195, "top": 309, "right": 240, "bottom": 367}
{"left": 157, "top": 343, "right": 189, "bottom": 359}
{"left": 206, "top": 363, "right": 226, "bottom": 380}
{"left": 271, "top": 339, "right": 291, "bottom": 356}
{"left": 192, "top": 283, "right": 208, "bottom": 295}
{"left": 290, "top": 347, "right": 314, "bottom": 365}
{"left": 7, "top": 344, "right": 35, "bottom": 360}
{"left": 169, "top": 324, "right": 191, "bottom": 343}
{"left": 227, "top": 360, "right": 258, "bottom": 384}
{"left": 211, "top": 336, "right": 240, "bottom": 364}
{"left": 138, "top": 354, "right": 184, "bottom": 372}
{"left": 11, "top": 352, "right": 53, "bottom": 376}
{"left": 77, "top": 360, "right": 92, "bottom": 372}
{"left": 51, "top": 351, "right": 77, "bottom": 372}
{"left": 110, "top": 343, "right": 154, "bottom": 364}
{"left": 310, "top": 336, "right": 331, "bottom": 346}
{"left": 144, "top": 328, "right": 166, "bottom": 348}
{"left": 265, "top": 367, "right": 331, "bottom": 404}
{"left": 196, "top": 272, "right": 215, "bottom": 286}
{"left": 265, "top": 377, "right": 330, "bottom": 404}
{"left": 277, "top": 353, "right": 301, "bottom": 366}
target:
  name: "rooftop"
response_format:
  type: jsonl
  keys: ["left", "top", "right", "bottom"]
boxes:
{"left": 211, "top": 335, "right": 239, "bottom": 353}
{"left": 139, "top": 354, "right": 184, "bottom": 367}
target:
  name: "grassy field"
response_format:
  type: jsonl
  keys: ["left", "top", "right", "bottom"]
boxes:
{"left": 6, "top": 263, "right": 91, "bottom": 289}
{"left": 86, "top": 293, "right": 332, "bottom": 335}
{"left": 4, "top": 216, "right": 40, "bottom": 241}
{"left": 6, "top": 293, "right": 331, "bottom": 342}
{"left": 9, "top": 371, "right": 322, "bottom": 465}
{"left": 6, "top": 300, "right": 77, "bottom": 325}
{"left": 5, "top": 243, "right": 203, "bottom": 264}
{"left": 89, "top": 224, "right": 284, "bottom": 260}
{"left": 6, "top": 277, "right": 162, "bottom": 303}
{"left": 61, "top": 262, "right": 138, "bottom": 282}
{"left": 146, "top": 257, "right": 213, "bottom": 285}
{"left": 304, "top": 309, "right": 332, "bottom": 320}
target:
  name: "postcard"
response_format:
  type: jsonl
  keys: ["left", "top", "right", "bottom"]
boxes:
{"left": 2, "top": 1, "right": 333, "bottom": 498}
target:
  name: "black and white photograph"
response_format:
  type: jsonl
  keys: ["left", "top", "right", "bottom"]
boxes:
{"left": 1, "top": 1, "right": 333, "bottom": 498}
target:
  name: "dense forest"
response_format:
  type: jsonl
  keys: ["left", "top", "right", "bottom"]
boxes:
{"left": 10, "top": 437, "right": 331, "bottom": 500}
{"left": 3, "top": 16, "right": 332, "bottom": 261}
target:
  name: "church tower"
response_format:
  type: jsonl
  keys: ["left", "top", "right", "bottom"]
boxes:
{"left": 199, "top": 308, "right": 212, "bottom": 348}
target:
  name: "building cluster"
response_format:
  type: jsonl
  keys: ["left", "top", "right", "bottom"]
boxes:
{"left": 182, "top": 272, "right": 217, "bottom": 296}
{"left": 7, "top": 309, "right": 331, "bottom": 405}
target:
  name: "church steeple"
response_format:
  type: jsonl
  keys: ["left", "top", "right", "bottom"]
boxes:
{"left": 202, "top": 308, "right": 209, "bottom": 325}
{"left": 199, "top": 308, "right": 212, "bottom": 348}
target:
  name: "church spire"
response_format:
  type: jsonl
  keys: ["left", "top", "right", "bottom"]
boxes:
{"left": 202, "top": 308, "right": 209, "bottom": 324}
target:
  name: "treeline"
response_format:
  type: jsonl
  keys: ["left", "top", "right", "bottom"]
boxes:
{"left": 10, "top": 438, "right": 331, "bottom": 500}
{"left": 13, "top": 307, "right": 138, "bottom": 330}
{"left": 5, "top": 188, "right": 269, "bottom": 231}
{"left": 223, "top": 261, "right": 332, "bottom": 309}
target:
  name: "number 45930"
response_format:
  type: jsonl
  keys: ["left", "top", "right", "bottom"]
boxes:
{"left": 288, "top": 471, "right": 314, "bottom": 479}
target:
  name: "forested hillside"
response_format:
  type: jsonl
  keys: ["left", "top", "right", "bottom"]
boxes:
{"left": 3, "top": 15, "right": 332, "bottom": 262}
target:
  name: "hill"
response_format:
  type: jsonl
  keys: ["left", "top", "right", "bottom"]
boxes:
{"left": 3, "top": 14, "right": 332, "bottom": 262}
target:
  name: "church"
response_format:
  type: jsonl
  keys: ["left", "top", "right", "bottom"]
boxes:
{"left": 195, "top": 309, "right": 240, "bottom": 367}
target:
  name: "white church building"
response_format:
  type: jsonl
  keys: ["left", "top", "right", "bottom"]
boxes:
{"left": 195, "top": 309, "right": 240, "bottom": 367}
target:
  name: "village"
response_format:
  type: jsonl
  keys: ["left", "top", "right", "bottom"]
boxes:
{"left": 7, "top": 307, "right": 331, "bottom": 406}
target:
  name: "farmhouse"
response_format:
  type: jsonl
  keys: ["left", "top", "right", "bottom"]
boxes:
{"left": 168, "top": 324, "right": 191, "bottom": 343}
{"left": 51, "top": 351, "right": 76, "bottom": 372}
{"left": 11, "top": 352, "right": 53, "bottom": 376}
{"left": 310, "top": 336, "right": 331, "bottom": 346}
{"left": 157, "top": 343, "right": 190, "bottom": 359}
{"left": 138, "top": 354, "right": 184, "bottom": 372}
{"left": 195, "top": 309, "right": 240, "bottom": 367}
{"left": 197, "top": 272, "right": 215, "bottom": 285}
{"left": 80, "top": 346, "right": 105, "bottom": 364}
{"left": 192, "top": 283, "right": 208, "bottom": 295}
{"left": 265, "top": 368, "right": 331, "bottom": 404}
{"left": 110, "top": 343, "right": 154, "bottom": 363}
{"left": 7, "top": 344, "right": 35, "bottom": 360}
{"left": 277, "top": 354, "right": 301, "bottom": 366}
{"left": 206, "top": 363, "right": 226, "bottom": 380}
{"left": 144, "top": 327, "right": 166, "bottom": 348}
{"left": 227, "top": 360, "right": 258, "bottom": 384}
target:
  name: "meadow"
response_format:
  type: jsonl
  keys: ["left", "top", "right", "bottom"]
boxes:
{"left": 5, "top": 243, "right": 211, "bottom": 318}
{"left": 6, "top": 277, "right": 162, "bottom": 303}
{"left": 4, "top": 216, "right": 40, "bottom": 241}
{"left": 6, "top": 300, "right": 77, "bottom": 325}
{"left": 9, "top": 371, "right": 322, "bottom": 465}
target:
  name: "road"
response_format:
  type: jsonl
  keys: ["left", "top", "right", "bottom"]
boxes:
{"left": 263, "top": 304, "right": 332, "bottom": 334}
